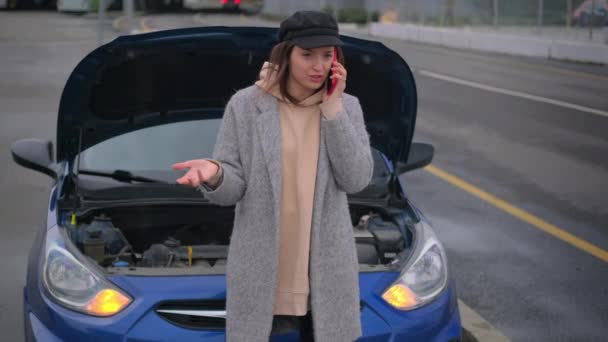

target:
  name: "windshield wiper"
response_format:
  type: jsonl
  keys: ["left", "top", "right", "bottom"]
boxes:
{"left": 78, "top": 169, "right": 169, "bottom": 184}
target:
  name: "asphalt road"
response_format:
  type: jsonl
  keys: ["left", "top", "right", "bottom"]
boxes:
{"left": 142, "top": 12, "right": 608, "bottom": 340}
{"left": 353, "top": 23, "right": 608, "bottom": 342}
{"left": 1, "top": 9, "right": 607, "bottom": 342}
{"left": 0, "top": 10, "right": 122, "bottom": 341}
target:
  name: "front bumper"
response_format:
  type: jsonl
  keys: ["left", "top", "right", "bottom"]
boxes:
{"left": 24, "top": 273, "right": 461, "bottom": 341}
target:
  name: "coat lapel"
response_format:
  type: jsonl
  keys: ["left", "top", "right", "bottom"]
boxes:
{"left": 255, "top": 90, "right": 282, "bottom": 216}
{"left": 309, "top": 121, "right": 329, "bottom": 280}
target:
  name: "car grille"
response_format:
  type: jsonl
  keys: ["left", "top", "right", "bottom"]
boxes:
{"left": 156, "top": 300, "right": 365, "bottom": 330}
{"left": 156, "top": 299, "right": 226, "bottom": 330}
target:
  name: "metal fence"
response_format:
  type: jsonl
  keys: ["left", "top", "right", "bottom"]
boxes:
{"left": 261, "top": 0, "right": 608, "bottom": 43}
{"left": 378, "top": 0, "right": 608, "bottom": 43}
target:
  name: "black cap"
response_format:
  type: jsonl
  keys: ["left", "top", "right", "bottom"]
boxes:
{"left": 278, "top": 11, "right": 343, "bottom": 49}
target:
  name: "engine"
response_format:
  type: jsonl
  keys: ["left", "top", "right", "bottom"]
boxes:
{"left": 65, "top": 206, "right": 410, "bottom": 269}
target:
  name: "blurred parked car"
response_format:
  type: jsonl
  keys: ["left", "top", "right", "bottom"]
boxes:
{"left": 56, "top": 0, "right": 127, "bottom": 13}
{"left": 221, "top": 0, "right": 239, "bottom": 11}
{"left": 573, "top": 0, "right": 608, "bottom": 26}
{"left": 184, "top": 0, "right": 263, "bottom": 12}
{"left": 144, "top": 0, "right": 183, "bottom": 12}
{"left": 56, "top": 0, "right": 92, "bottom": 12}
{"left": 0, "top": 0, "right": 55, "bottom": 9}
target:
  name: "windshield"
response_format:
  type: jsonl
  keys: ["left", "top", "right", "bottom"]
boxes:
{"left": 78, "top": 119, "right": 222, "bottom": 174}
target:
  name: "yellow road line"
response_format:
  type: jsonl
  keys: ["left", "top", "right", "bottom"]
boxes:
{"left": 424, "top": 164, "right": 608, "bottom": 263}
{"left": 112, "top": 15, "right": 125, "bottom": 31}
{"left": 140, "top": 17, "right": 152, "bottom": 32}
{"left": 113, "top": 16, "right": 152, "bottom": 34}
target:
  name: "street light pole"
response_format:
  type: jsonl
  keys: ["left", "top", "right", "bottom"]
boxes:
{"left": 97, "top": 0, "right": 105, "bottom": 46}
{"left": 589, "top": 0, "right": 596, "bottom": 40}
{"left": 537, "top": 0, "right": 544, "bottom": 34}
{"left": 566, "top": 0, "right": 572, "bottom": 28}
{"left": 125, "top": 0, "right": 135, "bottom": 34}
{"left": 493, "top": 0, "right": 498, "bottom": 27}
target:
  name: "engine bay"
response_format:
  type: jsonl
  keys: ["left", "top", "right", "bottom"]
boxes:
{"left": 63, "top": 203, "right": 413, "bottom": 273}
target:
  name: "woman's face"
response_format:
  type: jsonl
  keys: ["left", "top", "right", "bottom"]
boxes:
{"left": 288, "top": 45, "right": 335, "bottom": 92}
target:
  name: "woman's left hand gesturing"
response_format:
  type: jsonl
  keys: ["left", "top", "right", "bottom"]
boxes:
{"left": 322, "top": 60, "right": 347, "bottom": 103}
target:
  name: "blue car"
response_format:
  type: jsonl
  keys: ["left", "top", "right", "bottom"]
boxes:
{"left": 12, "top": 26, "right": 462, "bottom": 341}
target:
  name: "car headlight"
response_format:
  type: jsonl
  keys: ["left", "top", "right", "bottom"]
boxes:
{"left": 382, "top": 221, "right": 448, "bottom": 310}
{"left": 41, "top": 226, "right": 132, "bottom": 317}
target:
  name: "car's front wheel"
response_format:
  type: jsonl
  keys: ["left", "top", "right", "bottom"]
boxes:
{"left": 145, "top": 0, "right": 182, "bottom": 12}
{"left": 222, "top": 3, "right": 239, "bottom": 12}
{"left": 6, "top": 0, "right": 20, "bottom": 9}
{"left": 2, "top": 0, "right": 54, "bottom": 9}
{"left": 580, "top": 12, "right": 589, "bottom": 26}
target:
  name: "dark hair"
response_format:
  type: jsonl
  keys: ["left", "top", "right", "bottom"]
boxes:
{"left": 261, "top": 41, "right": 345, "bottom": 106}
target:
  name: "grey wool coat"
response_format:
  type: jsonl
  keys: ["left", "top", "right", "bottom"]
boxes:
{"left": 198, "top": 84, "right": 373, "bottom": 342}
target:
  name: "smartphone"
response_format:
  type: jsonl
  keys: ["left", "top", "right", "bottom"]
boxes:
{"left": 327, "top": 47, "right": 338, "bottom": 96}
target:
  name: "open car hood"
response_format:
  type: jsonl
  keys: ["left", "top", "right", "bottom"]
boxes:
{"left": 57, "top": 26, "right": 417, "bottom": 166}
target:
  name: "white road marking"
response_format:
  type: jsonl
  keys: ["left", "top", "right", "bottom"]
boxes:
{"left": 417, "top": 69, "right": 608, "bottom": 118}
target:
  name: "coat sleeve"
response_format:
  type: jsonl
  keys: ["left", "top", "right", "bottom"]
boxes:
{"left": 320, "top": 95, "right": 374, "bottom": 194}
{"left": 197, "top": 100, "right": 247, "bottom": 205}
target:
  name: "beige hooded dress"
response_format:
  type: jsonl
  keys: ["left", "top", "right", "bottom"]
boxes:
{"left": 255, "top": 62, "right": 342, "bottom": 316}
{"left": 205, "top": 62, "right": 343, "bottom": 317}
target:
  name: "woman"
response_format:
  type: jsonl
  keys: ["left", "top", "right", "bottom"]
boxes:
{"left": 172, "top": 11, "right": 373, "bottom": 342}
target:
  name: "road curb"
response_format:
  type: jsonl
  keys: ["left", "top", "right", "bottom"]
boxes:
{"left": 368, "top": 23, "right": 608, "bottom": 65}
{"left": 459, "top": 299, "right": 511, "bottom": 342}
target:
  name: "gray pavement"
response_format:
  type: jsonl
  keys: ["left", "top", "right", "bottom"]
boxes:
{"left": 365, "top": 24, "right": 608, "bottom": 342}
{"left": 374, "top": 25, "right": 608, "bottom": 342}
{"left": 0, "top": 10, "right": 120, "bottom": 341}
{"left": 1, "top": 9, "right": 607, "bottom": 342}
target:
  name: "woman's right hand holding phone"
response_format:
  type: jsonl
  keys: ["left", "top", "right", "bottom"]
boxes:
{"left": 320, "top": 52, "right": 348, "bottom": 120}
{"left": 322, "top": 55, "right": 347, "bottom": 105}
{"left": 171, "top": 159, "right": 220, "bottom": 188}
